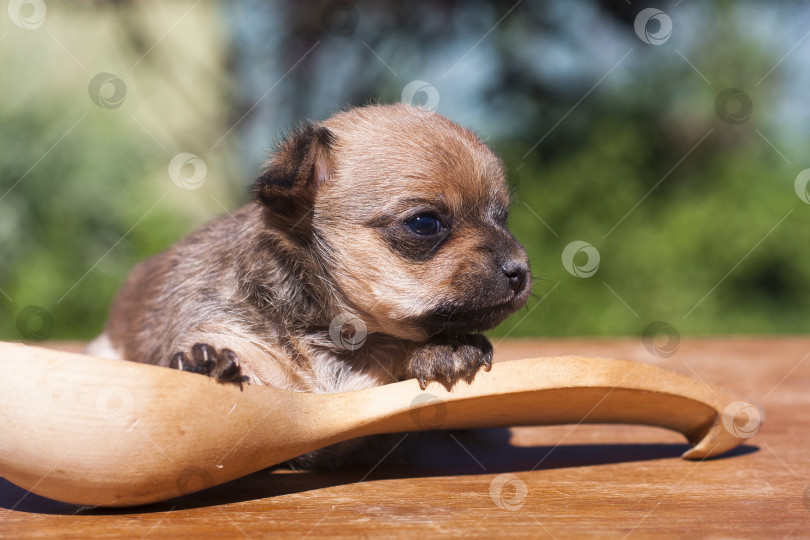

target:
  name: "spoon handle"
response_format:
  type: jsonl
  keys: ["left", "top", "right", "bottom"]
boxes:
{"left": 330, "top": 356, "right": 761, "bottom": 460}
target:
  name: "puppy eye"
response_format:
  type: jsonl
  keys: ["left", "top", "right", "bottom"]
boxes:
{"left": 405, "top": 213, "right": 444, "bottom": 236}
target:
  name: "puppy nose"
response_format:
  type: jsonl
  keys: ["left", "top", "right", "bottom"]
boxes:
{"left": 502, "top": 260, "right": 528, "bottom": 295}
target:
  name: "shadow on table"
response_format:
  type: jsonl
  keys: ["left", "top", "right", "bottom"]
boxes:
{"left": 1, "top": 429, "right": 759, "bottom": 515}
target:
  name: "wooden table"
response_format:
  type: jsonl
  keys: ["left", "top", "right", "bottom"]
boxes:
{"left": 1, "top": 337, "right": 808, "bottom": 538}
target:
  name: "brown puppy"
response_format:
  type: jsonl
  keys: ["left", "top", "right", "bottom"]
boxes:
{"left": 88, "top": 104, "right": 530, "bottom": 460}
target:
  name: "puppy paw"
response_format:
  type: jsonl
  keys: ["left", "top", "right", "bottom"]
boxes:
{"left": 169, "top": 343, "right": 244, "bottom": 385}
{"left": 406, "top": 334, "right": 493, "bottom": 391}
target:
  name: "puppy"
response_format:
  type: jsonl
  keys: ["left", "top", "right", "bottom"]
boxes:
{"left": 88, "top": 104, "right": 530, "bottom": 464}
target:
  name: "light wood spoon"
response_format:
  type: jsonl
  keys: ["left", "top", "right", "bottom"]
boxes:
{"left": 0, "top": 341, "right": 761, "bottom": 507}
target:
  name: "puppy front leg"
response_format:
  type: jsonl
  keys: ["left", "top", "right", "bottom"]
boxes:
{"left": 164, "top": 333, "right": 304, "bottom": 389}
{"left": 405, "top": 334, "right": 494, "bottom": 391}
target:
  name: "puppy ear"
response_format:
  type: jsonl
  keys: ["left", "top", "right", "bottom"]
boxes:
{"left": 253, "top": 123, "right": 336, "bottom": 230}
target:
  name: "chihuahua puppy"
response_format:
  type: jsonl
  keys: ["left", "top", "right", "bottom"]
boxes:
{"left": 88, "top": 104, "right": 530, "bottom": 463}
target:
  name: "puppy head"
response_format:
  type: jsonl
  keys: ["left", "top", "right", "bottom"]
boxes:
{"left": 254, "top": 104, "right": 530, "bottom": 340}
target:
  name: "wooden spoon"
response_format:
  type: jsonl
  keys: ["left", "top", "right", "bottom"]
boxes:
{"left": 0, "top": 341, "right": 761, "bottom": 507}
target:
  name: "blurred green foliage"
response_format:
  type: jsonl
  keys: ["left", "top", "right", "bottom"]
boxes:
{"left": 0, "top": 3, "right": 242, "bottom": 340}
{"left": 1, "top": 1, "right": 808, "bottom": 343}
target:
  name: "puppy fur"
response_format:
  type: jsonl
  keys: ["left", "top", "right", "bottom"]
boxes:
{"left": 88, "top": 104, "right": 530, "bottom": 466}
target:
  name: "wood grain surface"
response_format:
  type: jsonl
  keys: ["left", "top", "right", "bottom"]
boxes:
{"left": 1, "top": 337, "right": 808, "bottom": 538}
